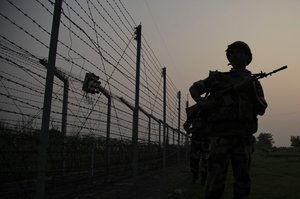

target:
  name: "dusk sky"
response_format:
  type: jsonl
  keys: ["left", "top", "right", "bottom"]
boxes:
{"left": 124, "top": 0, "right": 300, "bottom": 146}
{"left": 0, "top": 1, "right": 299, "bottom": 147}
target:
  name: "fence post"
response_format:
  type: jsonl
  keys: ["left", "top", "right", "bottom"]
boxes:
{"left": 132, "top": 24, "right": 142, "bottom": 177}
{"left": 158, "top": 121, "right": 161, "bottom": 148}
{"left": 97, "top": 86, "right": 112, "bottom": 180}
{"left": 39, "top": 60, "right": 69, "bottom": 175}
{"left": 173, "top": 128, "right": 175, "bottom": 145}
{"left": 148, "top": 117, "right": 151, "bottom": 145}
{"left": 61, "top": 80, "right": 68, "bottom": 136}
{"left": 61, "top": 79, "right": 68, "bottom": 175}
{"left": 162, "top": 67, "right": 166, "bottom": 169}
{"left": 177, "top": 91, "right": 181, "bottom": 165}
{"left": 106, "top": 95, "right": 111, "bottom": 179}
{"left": 167, "top": 125, "right": 169, "bottom": 146}
{"left": 35, "top": 0, "right": 62, "bottom": 198}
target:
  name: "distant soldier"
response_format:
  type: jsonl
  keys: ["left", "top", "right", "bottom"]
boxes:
{"left": 189, "top": 41, "right": 268, "bottom": 199}
{"left": 184, "top": 101, "right": 210, "bottom": 185}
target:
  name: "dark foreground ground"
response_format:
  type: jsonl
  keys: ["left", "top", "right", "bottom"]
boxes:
{"left": 74, "top": 150, "right": 300, "bottom": 199}
{"left": 75, "top": 166, "right": 190, "bottom": 199}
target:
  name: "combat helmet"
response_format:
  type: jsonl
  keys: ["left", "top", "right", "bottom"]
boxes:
{"left": 226, "top": 41, "right": 252, "bottom": 66}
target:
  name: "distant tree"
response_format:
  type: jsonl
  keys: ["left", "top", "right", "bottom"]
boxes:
{"left": 290, "top": 136, "right": 300, "bottom": 147}
{"left": 256, "top": 132, "right": 274, "bottom": 150}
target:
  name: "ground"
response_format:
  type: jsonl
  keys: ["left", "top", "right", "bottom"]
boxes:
{"left": 70, "top": 151, "right": 300, "bottom": 199}
{"left": 76, "top": 166, "right": 191, "bottom": 199}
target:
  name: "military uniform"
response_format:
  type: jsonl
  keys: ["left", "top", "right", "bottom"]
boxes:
{"left": 190, "top": 132, "right": 209, "bottom": 184}
{"left": 184, "top": 109, "right": 210, "bottom": 185}
{"left": 189, "top": 41, "right": 267, "bottom": 199}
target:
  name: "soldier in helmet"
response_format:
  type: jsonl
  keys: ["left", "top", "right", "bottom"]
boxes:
{"left": 189, "top": 41, "right": 267, "bottom": 199}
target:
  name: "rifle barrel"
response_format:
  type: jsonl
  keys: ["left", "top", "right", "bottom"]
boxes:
{"left": 255, "top": 65, "right": 288, "bottom": 79}
{"left": 270, "top": 65, "right": 288, "bottom": 74}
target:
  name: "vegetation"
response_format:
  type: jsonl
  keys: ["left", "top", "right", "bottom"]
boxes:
{"left": 290, "top": 136, "right": 300, "bottom": 147}
{"left": 256, "top": 132, "right": 274, "bottom": 151}
{"left": 0, "top": 122, "right": 182, "bottom": 184}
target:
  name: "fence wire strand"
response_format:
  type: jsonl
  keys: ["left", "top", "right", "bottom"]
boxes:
{"left": 0, "top": 0, "right": 189, "bottom": 198}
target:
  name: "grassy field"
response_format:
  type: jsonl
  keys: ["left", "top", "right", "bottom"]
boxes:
{"left": 163, "top": 149, "right": 300, "bottom": 199}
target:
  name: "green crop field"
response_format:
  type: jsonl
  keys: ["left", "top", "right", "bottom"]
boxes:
{"left": 164, "top": 149, "right": 300, "bottom": 199}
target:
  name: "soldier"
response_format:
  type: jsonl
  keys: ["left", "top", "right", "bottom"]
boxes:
{"left": 189, "top": 41, "right": 267, "bottom": 199}
{"left": 183, "top": 106, "right": 209, "bottom": 185}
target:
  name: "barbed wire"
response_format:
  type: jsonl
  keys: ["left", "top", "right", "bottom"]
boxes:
{"left": 0, "top": 2, "right": 188, "bottom": 194}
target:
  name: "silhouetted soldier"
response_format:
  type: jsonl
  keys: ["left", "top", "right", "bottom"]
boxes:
{"left": 183, "top": 105, "right": 210, "bottom": 185}
{"left": 189, "top": 41, "right": 268, "bottom": 199}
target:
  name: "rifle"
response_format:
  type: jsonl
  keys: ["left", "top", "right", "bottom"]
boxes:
{"left": 252, "top": 65, "right": 287, "bottom": 80}
{"left": 216, "top": 65, "right": 288, "bottom": 95}
{"left": 185, "top": 65, "right": 288, "bottom": 121}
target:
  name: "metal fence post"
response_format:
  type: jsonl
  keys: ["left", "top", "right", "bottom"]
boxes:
{"left": 172, "top": 128, "right": 175, "bottom": 145}
{"left": 148, "top": 117, "right": 151, "bottom": 145}
{"left": 158, "top": 121, "right": 161, "bottom": 148}
{"left": 132, "top": 24, "right": 142, "bottom": 177}
{"left": 98, "top": 86, "right": 112, "bottom": 180}
{"left": 36, "top": 0, "right": 62, "bottom": 198}
{"left": 106, "top": 95, "right": 111, "bottom": 179}
{"left": 166, "top": 125, "right": 169, "bottom": 146}
{"left": 162, "top": 67, "right": 166, "bottom": 169}
{"left": 61, "top": 79, "right": 68, "bottom": 175}
{"left": 61, "top": 80, "right": 68, "bottom": 136}
{"left": 177, "top": 91, "right": 181, "bottom": 165}
{"left": 39, "top": 60, "right": 69, "bottom": 175}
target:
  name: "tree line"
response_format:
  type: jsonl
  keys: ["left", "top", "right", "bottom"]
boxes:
{"left": 255, "top": 133, "right": 300, "bottom": 150}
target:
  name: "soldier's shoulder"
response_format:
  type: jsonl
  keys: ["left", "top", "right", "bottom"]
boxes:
{"left": 208, "top": 70, "right": 230, "bottom": 80}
